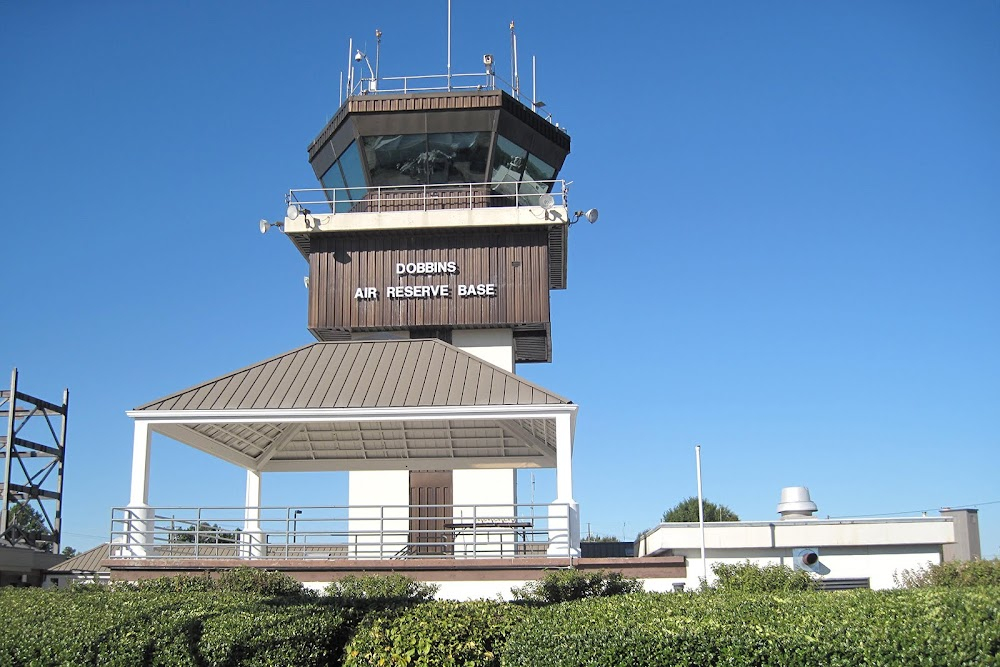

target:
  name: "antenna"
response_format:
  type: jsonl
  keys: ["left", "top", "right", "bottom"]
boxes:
{"left": 447, "top": 0, "right": 452, "bottom": 91}
{"left": 375, "top": 29, "right": 382, "bottom": 82}
{"left": 346, "top": 37, "right": 354, "bottom": 97}
{"left": 510, "top": 20, "right": 519, "bottom": 99}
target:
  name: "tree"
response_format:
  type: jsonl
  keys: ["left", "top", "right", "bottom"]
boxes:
{"left": 170, "top": 522, "right": 239, "bottom": 544}
{"left": 662, "top": 496, "right": 739, "bottom": 523}
{"left": 3, "top": 503, "right": 55, "bottom": 550}
{"left": 61, "top": 546, "right": 78, "bottom": 557}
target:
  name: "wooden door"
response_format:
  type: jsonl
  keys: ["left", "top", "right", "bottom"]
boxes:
{"left": 408, "top": 471, "right": 453, "bottom": 556}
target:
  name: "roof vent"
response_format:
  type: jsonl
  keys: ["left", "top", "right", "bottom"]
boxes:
{"left": 777, "top": 486, "right": 818, "bottom": 520}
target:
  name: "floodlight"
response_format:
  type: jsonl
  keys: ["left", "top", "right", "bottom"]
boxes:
{"left": 286, "top": 204, "right": 300, "bottom": 220}
{"left": 538, "top": 194, "right": 555, "bottom": 210}
{"left": 571, "top": 208, "right": 600, "bottom": 225}
{"left": 259, "top": 219, "right": 283, "bottom": 235}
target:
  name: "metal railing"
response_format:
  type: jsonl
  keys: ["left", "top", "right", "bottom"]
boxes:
{"left": 348, "top": 71, "right": 550, "bottom": 119}
{"left": 287, "top": 180, "right": 567, "bottom": 217}
{"left": 109, "top": 503, "right": 570, "bottom": 560}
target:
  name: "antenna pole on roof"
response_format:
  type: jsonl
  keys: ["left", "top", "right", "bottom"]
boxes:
{"left": 510, "top": 20, "right": 519, "bottom": 99}
{"left": 447, "top": 0, "right": 452, "bottom": 91}
{"left": 375, "top": 29, "right": 382, "bottom": 83}
{"left": 532, "top": 55, "right": 536, "bottom": 112}
{"left": 339, "top": 71, "right": 343, "bottom": 107}
{"left": 347, "top": 37, "right": 354, "bottom": 97}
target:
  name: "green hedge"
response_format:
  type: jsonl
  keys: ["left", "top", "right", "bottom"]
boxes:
{"left": 344, "top": 600, "right": 527, "bottom": 667}
{"left": 0, "top": 588, "right": 350, "bottom": 666}
{"left": 503, "top": 588, "right": 1000, "bottom": 666}
{"left": 2, "top": 584, "right": 997, "bottom": 665}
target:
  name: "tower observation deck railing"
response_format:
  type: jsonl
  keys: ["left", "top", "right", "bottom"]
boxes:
{"left": 287, "top": 180, "right": 568, "bottom": 217}
{"left": 109, "top": 503, "right": 571, "bottom": 560}
{"left": 348, "top": 71, "right": 550, "bottom": 118}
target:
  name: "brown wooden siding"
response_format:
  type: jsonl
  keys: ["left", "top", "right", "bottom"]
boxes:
{"left": 308, "top": 229, "right": 550, "bottom": 333}
{"left": 409, "top": 471, "right": 453, "bottom": 556}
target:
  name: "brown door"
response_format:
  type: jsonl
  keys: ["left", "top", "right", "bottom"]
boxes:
{"left": 409, "top": 470, "right": 453, "bottom": 556}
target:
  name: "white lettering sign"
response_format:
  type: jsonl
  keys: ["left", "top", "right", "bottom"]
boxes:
{"left": 353, "top": 260, "right": 497, "bottom": 301}
{"left": 395, "top": 261, "right": 458, "bottom": 276}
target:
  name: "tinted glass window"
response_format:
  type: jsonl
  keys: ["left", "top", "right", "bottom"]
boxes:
{"left": 364, "top": 134, "right": 427, "bottom": 186}
{"left": 337, "top": 142, "right": 368, "bottom": 212}
{"left": 490, "top": 135, "right": 528, "bottom": 195}
{"left": 518, "top": 153, "right": 557, "bottom": 204}
{"left": 427, "top": 132, "right": 490, "bottom": 184}
{"left": 320, "top": 160, "right": 347, "bottom": 212}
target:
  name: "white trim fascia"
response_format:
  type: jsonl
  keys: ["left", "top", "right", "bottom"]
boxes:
{"left": 263, "top": 456, "right": 550, "bottom": 473}
{"left": 283, "top": 205, "right": 569, "bottom": 234}
{"left": 128, "top": 403, "right": 578, "bottom": 425}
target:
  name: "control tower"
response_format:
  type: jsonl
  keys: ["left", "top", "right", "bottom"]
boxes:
{"left": 270, "top": 39, "right": 584, "bottom": 542}
{"left": 118, "top": 25, "right": 590, "bottom": 564}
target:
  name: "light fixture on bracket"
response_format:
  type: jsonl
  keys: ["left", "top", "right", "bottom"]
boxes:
{"left": 571, "top": 208, "right": 599, "bottom": 225}
{"left": 538, "top": 193, "right": 556, "bottom": 220}
{"left": 286, "top": 203, "right": 312, "bottom": 220}
{"left": 259, "top": 219, "right": 284, "bottom": 234}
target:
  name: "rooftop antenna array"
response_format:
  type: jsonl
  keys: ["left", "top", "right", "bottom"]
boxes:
{"left": 333, "top": 3, "right": 556, "bottom": 122}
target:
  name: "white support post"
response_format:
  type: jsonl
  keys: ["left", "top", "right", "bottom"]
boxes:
{"left": 242, "top": 469, "right": 264, "bottom": 558}
{"left": 125, "top": 421, "right": 153, "bottom": 557}
{"left": 549, "top": 412, "right": 580, "bottom": 557}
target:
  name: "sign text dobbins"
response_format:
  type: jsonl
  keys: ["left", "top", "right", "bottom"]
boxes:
{"left": 354, "top": 260, "right": 496, "bottom": 300}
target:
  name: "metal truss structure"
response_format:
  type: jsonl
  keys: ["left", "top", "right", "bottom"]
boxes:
{"left": 0, "top": 369, "right": 68, "bottom": 553}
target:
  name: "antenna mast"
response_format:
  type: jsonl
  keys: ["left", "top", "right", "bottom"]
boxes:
{"left": 510, "top": 21, "right": 519, "bottom": 99}
{"left": 447, "top": 0, "right": 452, "bottom": 91}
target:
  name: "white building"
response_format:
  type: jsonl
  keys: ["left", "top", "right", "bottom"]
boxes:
{"left": 636, "top": 487, "right": 974, "bottom": 590}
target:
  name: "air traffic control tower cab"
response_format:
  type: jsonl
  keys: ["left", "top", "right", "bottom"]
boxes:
{"left": 270, "top": 44, "right": 583, "bottom": 365}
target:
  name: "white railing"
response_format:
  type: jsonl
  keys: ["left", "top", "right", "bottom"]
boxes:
{"left": 109, "top": 503, "right": 570, "bottom": 560}
{"left": 348, "top": 71, "right": 549, "bottom": 118}
{"left": 287, "top": 180, "right": 567, "bottom": 216}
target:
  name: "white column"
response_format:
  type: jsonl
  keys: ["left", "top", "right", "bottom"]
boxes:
{"left": 129, "top": 421, "right": 152, "bottom": 505}
{"left": 242, "top": 469, "right": 264, "bottom": 558}
{"left": 124, "top": 420, "right": 153, "bottom": 557}
{"left": 549, "top": 411, "right": 580, "bottom": 557}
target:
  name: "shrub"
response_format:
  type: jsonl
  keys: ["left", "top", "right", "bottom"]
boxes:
{"left": 324, "top": 573, "right": 438, "bottom": 605}
{"left": 510, "top": 568, "right": 642, "bottom": 603}
{"left": 344, "top": 600, "right": 527, "bottom": 667}
{"left": 706, "top": 560, "right": 817, "bottom": 593}
{"left": 503, "top": 587, "right": 1000, "bottom": 666}
{"left": 214, "top": 566, "right": 309, "bottom": 596}
{"left": 127, "top": 567, "right": 308, "bottom": 596}
{"left": 895, "top": 557, "right": 1000, "bottom": 588}
{"left": 0, "top": 588, "right": 350, "bottom": 666}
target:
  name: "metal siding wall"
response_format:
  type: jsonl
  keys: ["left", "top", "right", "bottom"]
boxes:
{"left": 308, "top": 229, "right": 550, "bottom": 332}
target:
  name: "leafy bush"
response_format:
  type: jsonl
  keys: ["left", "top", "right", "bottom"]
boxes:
{"left": 324, "top": 573, "right": 438, "bottom": 605}
{"left": 503, "top": 587, "right": 1000, "bottom": 666}
{"left": 124, "top": 567, "right": 308, "bottom": 596}
{"left": 0, "top": 588, "right": 349, "bottom": 666}
{"left": 510, "top": 568, "right": 643, "bottom": 603}
{"left": 344, "top": 600, "right": 526, "bottom": 667}
{"left": 895, "top": 557, "right": 1000, "bottom": 588}
{"left": 706, "top": 560, "right": 817, "bottom": 593}
{"left": 214, "top": 566, "right": 310, "bottom": 596}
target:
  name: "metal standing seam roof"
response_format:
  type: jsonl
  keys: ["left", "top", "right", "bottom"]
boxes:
{"left": 136, "top": 339, "right": 570, "bottom": 412}
{"left": 130, "top": 340, "right": 573, "bottom": 472}
{"left": 47, "top": 543, "right": 110, "bottom": 574}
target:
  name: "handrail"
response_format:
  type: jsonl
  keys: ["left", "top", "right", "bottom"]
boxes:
{"left": 286, "top": 179, "right": 568, "bottom": 216}
{"left": 108, "top": 502, "right": 566, "bottom": 560}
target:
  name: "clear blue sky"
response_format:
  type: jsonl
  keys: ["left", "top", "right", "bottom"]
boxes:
{"left": 2, "top": 1, "right": 998, "bottom": 558}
